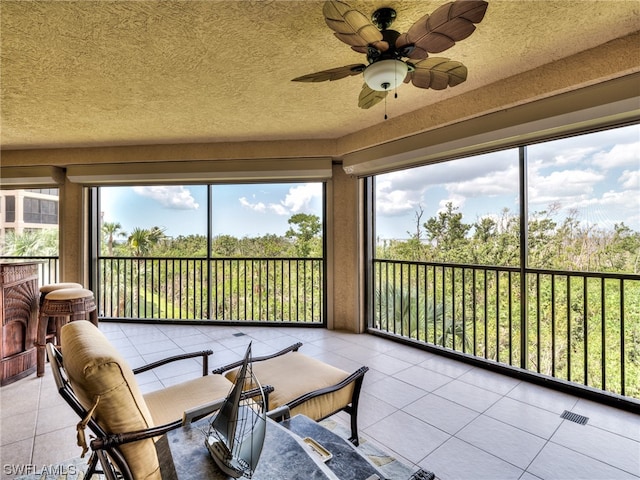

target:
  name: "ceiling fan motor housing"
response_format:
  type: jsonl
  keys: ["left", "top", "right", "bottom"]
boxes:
{"left": 371, "top": 7, "right": 396, "bottom": 30}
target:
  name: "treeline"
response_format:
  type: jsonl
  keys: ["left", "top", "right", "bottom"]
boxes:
{"left": 377, "top": 202, "right": 640, "bottom": 274}
{"left": 100, "top": 213, "right": 323, "bottom": 258}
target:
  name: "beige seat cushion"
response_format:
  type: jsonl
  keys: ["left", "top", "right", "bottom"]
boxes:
{"left": 225, "top": 352, "right": 354, "bottom": 421}
{"left": 40, "top": 282, "right": 83, "bottom": 293}
{"left": 144, "top": 374, "right": 233, "bottom": 426}
{"left": 46, "top": 287, "right": 94, "bottom": 300}
{"left": 60, "top": 321, "right": 161, "bottom": 480}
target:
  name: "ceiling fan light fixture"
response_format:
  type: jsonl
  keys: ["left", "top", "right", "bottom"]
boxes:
{"left": 363, "top": 59, "right": 408, "bottom": 91}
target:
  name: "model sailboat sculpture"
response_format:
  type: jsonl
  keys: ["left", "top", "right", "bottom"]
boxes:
{"left": 206, "top": 343, "right": 267, "bottom": 478}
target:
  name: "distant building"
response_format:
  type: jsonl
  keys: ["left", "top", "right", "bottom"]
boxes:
{"left": 0, "top": 189, "right": 59, "bottom": 244}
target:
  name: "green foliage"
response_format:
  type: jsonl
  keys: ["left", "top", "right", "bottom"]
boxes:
{"left": 1, "top": 229, "right": 58, "bottom": 256}
{"left": 101, "top": 221, "right": 126, "bottom": 256}
{"left": 126, "top": 226, "right": 167, "bottom": 256}
{"left": 96, "top": 213, "right": 325, "bottom": 323}
{"left": 286, "top": 213, "right": 322, "bottom": 257}
{"left": 378, "top": 202, "right": 639, "bottom": 274}
{"left": 163, "top": 235, "right": 208, "bottom": 257}
{"left": 97, "top": 214, "right": 324, "bottom": 260}
{"left": 374, "top": 203, "right": 640, "bottom": 399}
{"left": 424, "top": 202, "right": 471, "bottom": 262}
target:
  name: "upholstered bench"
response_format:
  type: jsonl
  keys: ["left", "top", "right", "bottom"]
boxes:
{"left": 213, "top": 343, "right": 368, "bottom": 445}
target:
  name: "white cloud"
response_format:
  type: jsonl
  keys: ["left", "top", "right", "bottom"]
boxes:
{"left": 132, "top": 186, "right": 199, "bottom": 210}
{"left": 376, "top": 188, "right": 420, "bottom": 215}
{"left": 592, "top": 142, "right": 640, "bottom": 170}
{"left": 239, "top": 197, "right": 266, "bottom": 212}
{"left": 281, "top": 183, "right": 321, "bottom": 212}
{"left": 619, "top": 169, "right": 640, "bottom": 189}
{"left": 239, "top": 183, "right": 321, "bottom": 216}
{"left": 376, "top": 175, "right": 426, "bottom": 216}
{"left": 528, "top": 168, "right": 604, "bottom": 206}
{"left": 376, "top": 151, "right": 517, "bottom": 217}
{"left": 447, "top": 164, "right": 519, "bottom": 197}
{"left": 552, "top": 147, "right": 598, "bottom": 166}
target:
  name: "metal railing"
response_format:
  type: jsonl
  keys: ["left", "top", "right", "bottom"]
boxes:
{"left": 371, "top": 259, "right": 640, "bottom": 400}
{"left": 98, "top": 256, "right": 324, "bottom": 324}
{"left": 0, "top": 256, "right": 59, "bottom": 285}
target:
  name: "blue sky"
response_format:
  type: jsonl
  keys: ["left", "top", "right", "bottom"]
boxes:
{"left": 100, "top": 183, "right": 323, "bottom": 239}
{"left": 100, "top": 124, "right": 638, "bottom": 241}
{"left": 375, "top": 124, "right": 639, "bottom": 240}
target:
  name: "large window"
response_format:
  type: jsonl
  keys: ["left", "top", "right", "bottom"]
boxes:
{"left": 370, "top": 123, "right": 640, "bottom": 400}
{"left": 97, "top": 183, "right": 325, "bottom": 323}
{"left": 527, "top": 125, "right": 640, "bottom": 272}
{"left": 375, "top": 149, "right": 520, "bottom": 266}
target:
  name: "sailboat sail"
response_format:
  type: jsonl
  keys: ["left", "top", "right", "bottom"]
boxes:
{"left": 206, "top": 342, "right": 267, "bottom": 478}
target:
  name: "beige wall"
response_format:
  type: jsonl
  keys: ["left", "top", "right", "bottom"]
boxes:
{"left": 330, "top": 164, "right": 361, "bottom": 332}
{"left": 58, "top": 179, "right": 85, "bottom": 285}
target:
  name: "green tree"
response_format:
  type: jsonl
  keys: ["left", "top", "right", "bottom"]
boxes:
{"left": 102, "top": 221, "right": 126, "bottom": 256}
{"left": 424, "top": 202, "right": 471, "bottom": 262}
{"left": 127, "top": 226, "right": 166, "bottom": 256}
{"left": 601, "top": 223, "right": 640, "bottom": 273}
{"left": 1, "top": 229, "right": 58, "bottom": 256}
{"left": 286, "top": 213, "right": 321, "bottom": 257}
{"left": 470, "top": 209, "right": 519, "bottom": 266}
{"left": 212, "top": 235, "right": 241, "bottom": 257}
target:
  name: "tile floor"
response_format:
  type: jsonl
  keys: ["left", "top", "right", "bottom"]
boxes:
{"left": 1, "top": 322, "right": 639, "bottom": 480}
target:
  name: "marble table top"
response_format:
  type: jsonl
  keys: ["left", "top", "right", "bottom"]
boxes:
{"left": 158, "top": 414, "right": 383, "bottom": 480}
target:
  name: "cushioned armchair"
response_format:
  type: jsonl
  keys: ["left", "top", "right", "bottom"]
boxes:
{"left": 50, "top": 320, "right": 240, "bottom": 480}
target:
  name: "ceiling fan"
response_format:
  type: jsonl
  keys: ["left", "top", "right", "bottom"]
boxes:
{"left": 292, "top": 0, "right": 488, "bottom": 110}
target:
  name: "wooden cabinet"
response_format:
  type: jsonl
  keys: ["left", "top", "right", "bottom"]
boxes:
{"left": 1, "top": 262, "right": 39, "bottom": 385}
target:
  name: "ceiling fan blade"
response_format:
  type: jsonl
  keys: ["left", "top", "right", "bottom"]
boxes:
{"left": 396, "top": 0, "right": 488, "bottom": 60}
{"left": 358, "top": 84, "right": 387, "bottom": 109}
{"left": 292, "top": 64, "right": 366, "bottom": 83}
{"left": 407, "top": 58, "right": 467, "bottom": 90}
{"left": 323, "top": 0, "right": 389, "bottom": 53}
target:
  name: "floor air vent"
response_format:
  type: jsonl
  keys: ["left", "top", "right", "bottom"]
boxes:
{"left": 560, "top": 410, "right": 589, "bottom": 425}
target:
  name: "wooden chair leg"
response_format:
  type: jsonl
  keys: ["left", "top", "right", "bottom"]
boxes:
{"left": 36, "top": 313, "right": 50, "bottom": 377}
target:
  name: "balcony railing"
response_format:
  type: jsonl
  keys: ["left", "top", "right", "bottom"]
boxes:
{"left": 98, "top": 256, "right": 324, "bottom": 324}
{"left": 371, "top": 259, "right": 640, "bottom": 401}
{"left": 6, "top": 254, "right": 637, "bottom": 402}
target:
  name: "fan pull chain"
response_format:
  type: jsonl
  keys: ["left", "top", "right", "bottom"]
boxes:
{"left": 384, "top": 94, "right": 388, "bottom": 120}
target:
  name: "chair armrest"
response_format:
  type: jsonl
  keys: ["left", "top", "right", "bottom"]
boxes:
{"left": 285, "top": 366, "right": 369, "bottom": 411}
{"left": 182, "top": 398, "right": 226, "bottom": 425}
{"left": 266, "top": 405, "right": 291, "bottom": 422}
{"left": 133, "top": 350, "right": 213, "bottom": 376}
{"left": 211, "top": 342, "right": 303, "bottom": 375}
{"left": 90, "top": 419, "right": 184, "bottom": 451}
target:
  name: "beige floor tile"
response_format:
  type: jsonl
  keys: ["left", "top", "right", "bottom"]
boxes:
{"left": 1, "top": 410, "right": 37, "bottom": 446}
{"left": 0, "top": 438, "right": 34, "bottom": 479}
{"left": 31, "top": 427, "right": 81, "bottom": 466}
{"left": 0, "top": 323, "right": 637, "bottom": 480}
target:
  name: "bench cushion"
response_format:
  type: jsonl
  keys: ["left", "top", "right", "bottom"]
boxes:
{"left": 144, "top": 374, "right": 233, "bottom": 426}
{"left": 60, "top": 321, "right": 160, "bottom": 480}
{"left": 225, "top": 352, "right": 354, "bottom": 421}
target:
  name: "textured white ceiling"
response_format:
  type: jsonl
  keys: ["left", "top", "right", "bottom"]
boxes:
{"left": 1, "top": 0, "right": 639, "bottom": 149}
